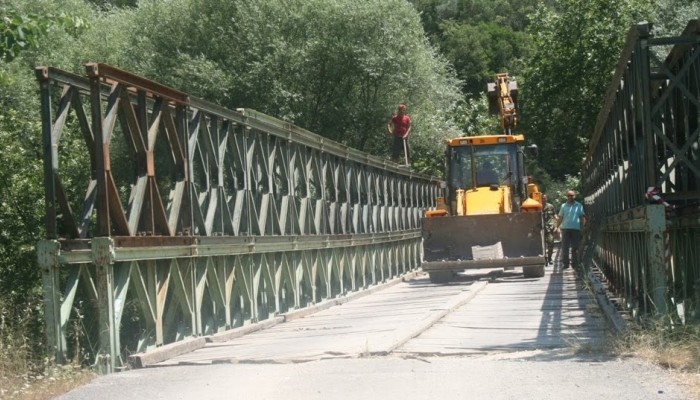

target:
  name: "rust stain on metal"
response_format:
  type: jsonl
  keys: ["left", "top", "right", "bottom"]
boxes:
{"left": 85, "top": 62, "right": 189, "bottom": 105}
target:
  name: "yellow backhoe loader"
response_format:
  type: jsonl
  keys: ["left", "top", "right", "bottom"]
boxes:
{"left": 421, "top": 73, "right": 546, "bottom": 283}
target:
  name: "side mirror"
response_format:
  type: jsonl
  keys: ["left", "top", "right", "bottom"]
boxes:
{"left": 525, "top": 144, "right": 539, "bottom": 157}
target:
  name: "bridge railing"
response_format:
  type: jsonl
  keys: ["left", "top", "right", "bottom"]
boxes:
{"left": 582, "top": 21, "right": 700, "bottom": 323}
{"left": 36, "top": 63, "right": 441, "bottom": 372}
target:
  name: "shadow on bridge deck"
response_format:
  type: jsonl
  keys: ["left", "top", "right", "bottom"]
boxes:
{"left": 395, "top": 249, "right": 613, "bottom": 360}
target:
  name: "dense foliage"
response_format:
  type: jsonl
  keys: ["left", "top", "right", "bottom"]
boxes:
{"left": 131, "top": 0, "right": 463, "bottom": 167}
{"left": 1, "top": 0, "right": 698, "bottom": 385}
{"left": 520, "top": 0, "right": 653, "bottom": 179}
{"left": 411, "top": 0, "right": 545, "bottom": 96}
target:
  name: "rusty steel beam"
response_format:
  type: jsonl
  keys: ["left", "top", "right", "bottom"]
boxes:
{"left": 85, "top": 63, "right": 189, "bottom": 105}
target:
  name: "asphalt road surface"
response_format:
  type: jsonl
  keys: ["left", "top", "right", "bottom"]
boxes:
{"left": 57, "top": 267, "right": 690, "bottom": 399}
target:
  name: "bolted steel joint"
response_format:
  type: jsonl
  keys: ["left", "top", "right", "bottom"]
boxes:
{"left": 91, "top": 237, "right": 115, "bottom": 266}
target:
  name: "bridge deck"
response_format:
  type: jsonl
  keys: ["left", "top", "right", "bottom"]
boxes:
{"left": 154, "top": 263, "right": 606, "bottom": 366}
{"left": 397, "top": 269, "right": 605, "bottom": 355}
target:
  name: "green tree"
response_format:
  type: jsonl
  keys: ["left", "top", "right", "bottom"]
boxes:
{"left": 440, "top": 21, "right": 530, "bottom": 96}
{"left": 451, "top": 95, "right": 497, "bottom": 136}
{"left": 521, "top": 0, "right": 651, "bottom": 179}
{"left": 411, "top": 0, "right": 547, "bottom": 35}
{"left": 409, "top": 0, "right": 541, "bottom": 144}
{"left": 0, "top": 0, "right": 94, "bottom": 303}
{"left": 1, "top": 4, "right": 89, "bottom": 65}
{"left": 0, "top": 64, "right": 45, "bottom": 300}
{"left": 132, "top": 0, "right": 462, "bottom": 165}
{"left": 649, "top": 0, "right": 700, "bottom": 38}
{"left": 1, "top": 11, "right": 48, "bottom": 62}
{"left": 86, "top": 0, "right": 138, "bottom": 9}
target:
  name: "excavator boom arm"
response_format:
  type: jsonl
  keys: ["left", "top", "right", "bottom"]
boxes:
{"left": 487, "top": 73, "right": 519, "bottom": 135}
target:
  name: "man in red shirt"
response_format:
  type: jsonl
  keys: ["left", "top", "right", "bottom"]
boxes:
{"left": 387, "top": 103, "right": 411, "bottom": 165}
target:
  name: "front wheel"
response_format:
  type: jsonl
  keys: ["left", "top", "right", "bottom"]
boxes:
{"left": 523, "top": 265, "right": 545, "bottom": 278}
{"left": 429, "top": 271, "right": 453, "bottom": 283}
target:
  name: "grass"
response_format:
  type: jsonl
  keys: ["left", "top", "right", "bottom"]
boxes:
{"left": 0, "top": 296, "right": 97, "bottom": 399}
{"left": 1, "top": 364, "right": 96, "bottom": 400}
{"left": 614, "top": 322, "right": 700, "bottom": 398}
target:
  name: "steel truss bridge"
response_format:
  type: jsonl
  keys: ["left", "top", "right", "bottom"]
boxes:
{"left": 36, "top": 20, "right": 699, "bottom": 374}
{"left": 582, "top": 21, "right": 700, "bottom": 323}
{"left": 36, "top": 63, "right": 440, "bottom": 373}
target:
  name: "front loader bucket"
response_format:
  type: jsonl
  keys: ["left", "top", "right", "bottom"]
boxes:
{"left": 421, "top": 212, "right": 544, "bottom": 271}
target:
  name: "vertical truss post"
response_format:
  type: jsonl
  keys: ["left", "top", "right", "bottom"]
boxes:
{"left": 193, "top": 257, "right": 206, "bottom": 336}
{"left": 35, "top": 68, "right": 58, "bottom": 238}
{"left": 177, "top": 105, "right": 194, "bottom": 236}
{"left": 646, "top": 205, "right": 668, "bottom": 316}
{"left": 37, "top": 240, "right": 64, "bottom": 363}
{"left": 86, "top": 64, "right": 111, "bottom": 236}
{"left": 92, "top": 237, "right": 117, "bottom": 373}
{"left": 637, "top": 25, "right": 656, "bottom": 187}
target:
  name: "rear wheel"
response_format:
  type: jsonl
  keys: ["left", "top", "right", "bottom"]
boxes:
{"left": 523, "top": 265, "right": 545, "bottom": 278}
{"left": 429, "top": 271, "right": 453, "bottom": 283}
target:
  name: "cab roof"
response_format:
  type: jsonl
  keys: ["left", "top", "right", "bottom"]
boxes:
{"left": 446, "top": 134, "right": 525, "bottom": 147}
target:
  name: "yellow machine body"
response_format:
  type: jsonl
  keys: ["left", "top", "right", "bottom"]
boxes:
{"left": 421, "top": 74, "right": 546, "bottom": 282}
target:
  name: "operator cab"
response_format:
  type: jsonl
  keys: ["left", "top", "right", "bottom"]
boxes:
{"left": 449, "top": 143, "right": 515, "bottom": 188}
{"left": 444, "top": 134, "right": 529, "bottom": 215}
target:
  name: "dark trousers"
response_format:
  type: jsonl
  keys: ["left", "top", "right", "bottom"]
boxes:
{"left": 544, "top": 230, "right": 554, "bottom": 261}
{"left": 560, "top": 229, "right": 582, "bottom": 268}
{"left": 392, "top": 136, "right": 409, "bottom": 164}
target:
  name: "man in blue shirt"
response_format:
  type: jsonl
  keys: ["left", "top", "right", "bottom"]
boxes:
{"left": 556, "top": 190, "right": 587, "bottom": 270}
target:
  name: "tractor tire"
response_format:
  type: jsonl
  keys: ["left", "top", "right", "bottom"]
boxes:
{"left": 429, "top": 271, "right": 453, "bottom": 284}
{"left": 523, "top": 265, "right": 545, "bottom": 278}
